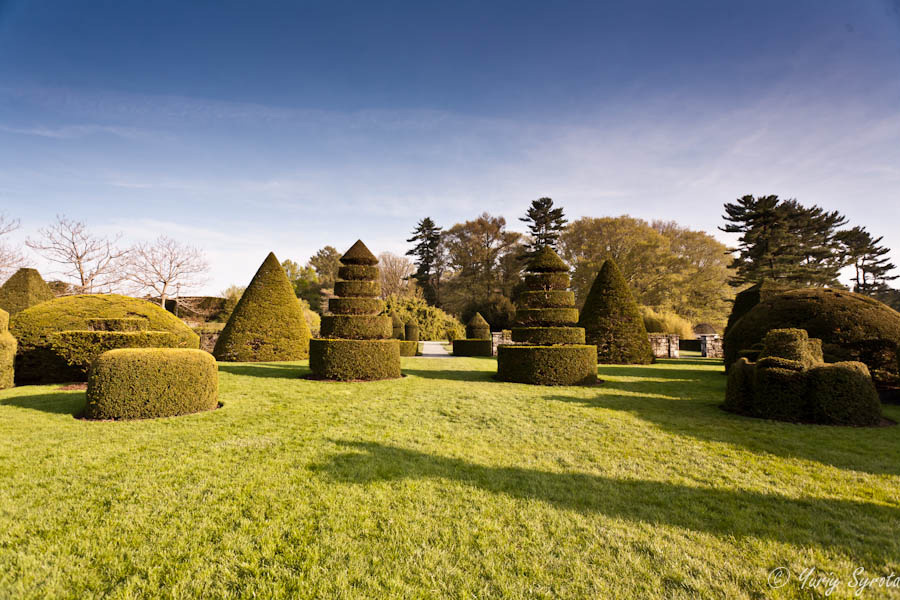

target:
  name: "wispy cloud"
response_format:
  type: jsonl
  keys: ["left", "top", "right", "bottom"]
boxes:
{"left": 0, "top": 123, "right": 168, "bottom": 141}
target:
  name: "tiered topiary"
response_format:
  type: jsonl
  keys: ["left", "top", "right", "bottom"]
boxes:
{"left": 10, "top": 294, "right": 199, "bottom": 384}
{"left": 0, "top": 268, "right": 54, "bottom": 315}
{"left": 724, "top": 328, "right": 882, "bottom": 426}
{"left": 310, "top": 241, "right": 400, "bottom": 380}
{"left": 85, "top": 348, "right": 218, "bottom": 420}
{"left": 400, "top": 318, "right": 419, "bottom": 356}
{"left": 214, "top": 252, "right": 310, "bottom": 362}
{"left": 577, "top": 258, "right": 653, "bottom": 364}
{"left": 497, "top": 247, "right": 596, "bottom": 385}
{"left": 0, "top": 308, "right": 16, "bottom": 389}
{"left": 452, "top": 312, "right": 493, "bottom": 356}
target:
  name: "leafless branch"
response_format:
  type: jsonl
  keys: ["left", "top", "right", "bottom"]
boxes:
{"left": 0, "top": 212, "right": 25, "bottom": 281}
{"left": 124, "top": 235, "right": 209, "bottom": 305}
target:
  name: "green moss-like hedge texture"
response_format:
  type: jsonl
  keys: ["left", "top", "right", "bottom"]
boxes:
{"left": 11, "top": 294, "right": 199, "bottom": 384}
{"left": 399, "top": 340, "right": 419, "bottom": 356}
{"left": 405, "top": 319, "right": 420, "bottom": 342}
{"left": 723, "top": 288, "right": 900, "bottom": 384}
{"left": 214, "top": 252, "right": 310, "bottom": 362}
{"left": 49, "top": 330, "right": 179, "bottom": 376}
{"left": 465, "top": 313, "right": 491, "bottom": 339}
{"left": 0, "top": 308, "right": 15, "bottom": 389}
{"left": 452, "top": 339, "right": 492, "bottom": 357}
{"left": 87, "top": 317, "right": 149, "bottom": 331}
{"left": 526, "top": 246, "right": 570, "bottom": 273}
{"left": 0, "top": 268, "right": 55, "bottom": 315}
{"left": 85, "top": 349, "right": 218, "bottom": 420}
{"left": 383, "top": 295, "right": 465, "bottom": 341}
{"left": 724, "top": 281, "right": 795, "bottom": 335}
{"left": 577, "top": 259, "right": 653, "bottom": 365}
{"left": 497, "top": 345, "right": 597, "bottom": 385}
{"left": 511, "top": 327, "right": 586, "bottom": 345}
{"left": 391, "top": 313, "right": 405, "bottom": 340}
{"left": 524, "top": 272, "right": 570, "bottom": 291}
{"left": 517, "top": 291, "right": 576, "bottom": 309}
{"left": 311, "top": 240, "right": 401, "bottom": 380}
{"left": 723, "top": 328, "right": 883, "bottom": 425}
{"left": 514, "top": 308, "right": 579, "bottom": 326}
{"left": 309, "top": 339, "right": 401, "bottom": 380}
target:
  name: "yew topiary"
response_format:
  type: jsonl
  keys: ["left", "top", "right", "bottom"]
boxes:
{"left": 577, "top": 259, "right": 653, "bottom": 364}
{"left": 0, "top": 268, "right": 54, "bottom": 315}
{"left": 404, "top": 318, "right": 420, "bottom": 343}
{"left": 213, "top": 252, "right": 310, "bottom": 362}
{"left": 0, "top": 308, "right": 16, "bottom": 389}
{"left": 452, "top": 312, "right": 493, "bottom": 356}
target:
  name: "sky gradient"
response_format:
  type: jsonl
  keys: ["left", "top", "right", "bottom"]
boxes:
{"left": 1, "top": 0, "right": 899, "bottom": 293}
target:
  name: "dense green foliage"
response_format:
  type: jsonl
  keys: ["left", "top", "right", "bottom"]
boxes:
{"left": 0, "top": 268, "right": 54, "bottom": 315}
{"left": 320, "top": 315, "right": 392, "bottom": 340}
{"left": 0, "top": 308, "right": 15, "bottom": 389}
{"left": 340, "top": 240, "right": 379, "bottom": 266}
{"left": 511, "top": 327, "right": 585, "bottom": 345}
{"left": 451, "top": 339, "right": 492, "bottom": 356}
{"left": 10, "top": 294, "right": 199, "bottom": 384}
{"left": 723, "top": 288, "right": 900, "bottom": 384}
{"left": 398, "top": 340, "right": 419, "bottom": 357}
{"left": 640, "top": 307, "right": 694, "bottom": 339}
{"left": 515, "top": 308, "right": 578, "bottom": 326}
{"left": 87, "top": 317, "right": 149, "bottom": 332}
{"left": 807, "top": 362, "right": 883, "bottom": 426}
{"left": 465, "top": 313, "right": 490, "bottom": 339}
{"left": 85, "top": 349, "right": 218, "bottom": 420}
{"left": 838, "top": 225, "right": 898, "bottom": 296}
{"left": 328, "top": 297, "right": 385, "bottom": 315}
{"left": 517, "top": 290, "right": 575, "bottom": 309}
{"left": 214, "top": 253, "right": 311, "bottom": 362}
{"left": 406, "top": 217, "right": 443, "bottom": 305}
{"left": 519, "top": 197, "right": 567, "bottom": 255}
{"left": 526, "top": 245, "right": 569, "bottom": 272}
{"left": 334, "top": 280, "right": 380, "bottom": 298}
{"left": 383, "top": 295, "right": 464, "bottom": 341}
{"left": 309, "top": 339, "right": 401, "bottom": 380}
{"left": 50, "top": 330, "right": 179, "bottom": 376}
{"left": 757, "top": 328, "right": 823, "bottom": 368}
{"left": 497, "top": 345, "right": 597, "bottom": 385}
{"left": 404, "top": 319, "right": 419, "bottom": 342}
{"left": 391, "top": 313, "right": 404, "bottom": 339}
{"left": 578, "top": 259, "right": 653, "bottom": 365}
{"left": 459, "top": 295, "right": 516, "bottom": 332}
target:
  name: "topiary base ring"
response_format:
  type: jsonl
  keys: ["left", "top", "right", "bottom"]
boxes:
{"left": 452, "top": 339, "right": 492, "bottom": 356}
{"left": 309, "top": 338, "right": 401, "bottom": 381}
{"left": 496, "top": 345, "right": 597, "bottom": 386}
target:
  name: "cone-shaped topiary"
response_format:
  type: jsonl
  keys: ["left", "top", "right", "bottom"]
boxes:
{"left": 310, "top": 241, "right": 401, "bottom": 380}
{"left": 213, "top": 252, "right": 310, "bottom": 362}
{"left": 452, "top": 312, "right": 493, "bottom": 356}
{"left": 0, "top": 268, "right": 54, "bottom": 315}
{"left": 0, "top": 308, "right": 16, "bottom": 389}
{"left": 578, "top": 259, "right": 653, "bottom": 364}
{"left": 496, "top": 247, "right": 596, "bottom": 385}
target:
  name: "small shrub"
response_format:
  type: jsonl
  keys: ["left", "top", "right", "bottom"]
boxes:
{"left": 465, "top": 313, "right": 491, "bottom": 339}
{"left": 309, "top": 339, "right": 401, "bottom": 380}
{"left": 85, "top": 349, "right": 218, "bottom": 420}
{"left": 496, "top": 345, "right": 597, "bottom": 385}
{"left": 461, "top": 296, "right": 516, "bottom": 331}
{"left": 0, "top": 308, "right": 15, "bottom": 389}
{"left": 807, "top": 362, "right": 882, "bottom": 426}
{"left": 758, "top": 328, "right": 822, "bottom": 368}
{"left": 399, "top": 340, "right": 419, "bottom": 356}
{"left": 405, "top": 319, "right": 420, "bottom": 342}
{"left": 49, "top": 330, "right": 179, "bottom": 376}
{"left": 391, "top": 314, "right": 405, "bottom": 340}
{"left": 452, "top": 339, "right": 492, "bottom": 356}
{"left": 0, "top": 268, "right": 54, "bottom": 315}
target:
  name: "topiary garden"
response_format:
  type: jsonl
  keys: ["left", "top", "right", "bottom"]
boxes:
{"left": 452, "top": 312, "right": 493, "bottom": 356}
{"left": 214, "top": 252, "right": 311, "bottom": 362}
{"left": 0, "top": 268, "right": 55, "bottom": 315}
{"left": 309, "top": 240, "right": 401, "bottom": 380}
{"left": 577, "top": 258, "right": 653, "bottom": 364}
{"left": 400, "top": 317, "right": 419, "bottom": 356}
{"left": 0, "top": 308, "right": 16, "bottom": 389}
{"left": 496, "top": 247, "right": 597, "bottom": 385}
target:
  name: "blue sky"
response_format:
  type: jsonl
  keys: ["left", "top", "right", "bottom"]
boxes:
{"left": 1, "top": 0, "right": 899, "bottom": 293}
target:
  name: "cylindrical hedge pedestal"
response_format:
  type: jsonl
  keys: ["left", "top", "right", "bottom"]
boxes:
{"left": 399, "top": 340, "right": 419, "bottom": 356}
{"left": 452, "top": 339, "right": 493, "bottom": 356}
{"left": 310, "top": 339, "right": 401, "bottom": 380}
{"left": 496, "top": 345, "right": 597, "bottom": 386}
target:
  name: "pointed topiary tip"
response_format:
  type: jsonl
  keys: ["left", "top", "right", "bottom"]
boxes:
{"left": 341, "top": 240, "right": 378, "bottom": 266}
{"left": 526, "top": 246, "right": 568, "bottom": 273}
{"left": 468, "top": 312, "right": 489, "bottom": 328}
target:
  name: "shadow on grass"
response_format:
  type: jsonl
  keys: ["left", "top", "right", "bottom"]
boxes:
{"left": 217, "top": 363, "right": 308, "bottom": 379}
{"left": 315, "top": 440, "right": 899, "bottom": 563}
{"left": 0, "top": 390, "right": 85, "bottom": 416}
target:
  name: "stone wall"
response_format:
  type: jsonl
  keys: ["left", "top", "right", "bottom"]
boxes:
{"left": 700, "top": 335, "right": 723, "bottom": 359}
{"left": 492, "top": 330, "right": 512, "bottom": 356}
{"left": 648, "top": 334, "right": 679, "bottom": 358}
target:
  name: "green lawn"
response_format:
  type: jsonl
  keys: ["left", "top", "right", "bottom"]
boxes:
{"left": 1, "top": 357, "right": 899, "bottom": 599}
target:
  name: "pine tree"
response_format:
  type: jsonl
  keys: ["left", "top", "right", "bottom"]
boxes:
{"left": 837, "top": 226, "right": 898, "bottom": 294}
{"left": 520, "top": 197, "right": 567, "bottom": 255}
{"left": 406, "top": 217, "right": 444, "bottom": 305}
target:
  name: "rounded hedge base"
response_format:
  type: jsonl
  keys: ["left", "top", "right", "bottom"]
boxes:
{"left": 496, "top": 345, "right": 597, "bottom": 386}
{"left": 309, "top": 338, "right": 401, "bottom": 381}
{"left": 398, "top": 340, "right": 419, "bottom": 357}
{"left": 511, "top": 327, "right": 585, "bottom": 345}
{"left": 85, "top": 349, "right": 218, "bottom": 420}
{"left": 452, "top": 339, "right": 492, "bottom": 356}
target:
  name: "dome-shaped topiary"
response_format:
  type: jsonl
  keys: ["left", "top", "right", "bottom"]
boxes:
{"left": 0, "top": 268, "right": 54, "bottom": 315}
{"left": 526, "top": 246, "right": 569, "bottom": 273}
{"left": 724, "top": 288, "right": 900, "bottom": 385}
{"left": 10, "top": 294, "right": 199, "bottom": 384}
{"left": 577, "top": 259, "right": 653, "bottom": 364}
{"left": 214, "top": 252, "right": 310, "bottom": 362}
{"left": 0, "top": 308, "right": 16, "bottom": 389}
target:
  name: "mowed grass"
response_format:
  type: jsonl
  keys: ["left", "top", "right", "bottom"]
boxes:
{"left": 1, "top": 357, "right": 899, "bottom": 599}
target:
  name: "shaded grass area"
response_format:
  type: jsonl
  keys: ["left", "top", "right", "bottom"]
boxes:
{"left": 1, "top": 357, "right": 899, "bottom": 599}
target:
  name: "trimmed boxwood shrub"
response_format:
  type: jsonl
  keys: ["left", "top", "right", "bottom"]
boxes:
{"left": 320, "top": 315, "right": 392, "bottom": 340}
{"left": 577, "top": 258, "right": 653, "bottom": 365}
{"left": 724, "top": 288, "right": 900, "bottom": 384}
{"left": 465, "top": 313, "right": 491, "bottom": 339}
{"left": 328, "top": 297, "right": 385, "bottom": 315}
{"left": 0, "top": 308, "right": 16, "bottom": 389}
{"left": 11, "top": 294, "right": 199, "bottom": 384}
{"left": 338, "top": 265, "right": 378, "bottom": 280}
{"left": 517, "top": 291, "right": 576, "bottom": 309}
{"left": 87, "top": 317, "right": 149, "bottom": 331}
{"left": 399, "top": 340, "right": 419, "bottom": 356}
{"left": 85, "top": 348, "right": 218, "bottom": 420}
{"left": 334, "top": 280, "right": 380, "bottom": 298}
{"left": 497, "top": 345, "right": 597, "bottom": 385}
{"left": 807, "top": 362, "right": 882, "bottom": 426}
{"left": 524, "top": 272, "right": 569, "bottom": 291}
{"left": 0, "top": 268, "right": 54, "bottom": 315}
{"left": 452, "top": 339, "right": 492, "bottom": 356}
{"left": 722, "top": 357, "right": 754, "bottom": 414}
{"left": 340, "top": 240, "right": 379, "bottom": 265}
{"left": 49, "top": 330, "right": 179, "bottom": 376}
{"left": 214, "top": 252, "right": 310, "bottom": 362}
{"left": 511, "top": 327, "right": 585, "bottom": 345}
{"left": 752, "top": 361, "right": 808, "bottom": 422}
{"left": 405, "top": 319, "right": 420, "bottom": 342}
{"left": 391, "top": 313, "right": 405, "bottom": 339}
{"left": 309, "top": 339, "right": 401, "bottom": 380}
{"left": 514, "top": 308, "right": 579, "bottom": 326}
{"left": 758, "top": 328, "right": 823, "bottom": 368}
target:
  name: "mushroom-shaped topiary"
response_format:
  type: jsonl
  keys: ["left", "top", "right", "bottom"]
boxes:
{"left": 310, "top": 241, "right": 401, "bottom": 380}
{"left": 577, "top": 259, "right": 653, "bottom": 364}
{"left": 214, "top": 252, "right": 310, "bottom": 362}
{"left": 0, "top": 308, "right": 16, "bottom": 389}
{"left": 0, "top": 268, "right": 54, "bottom": 315}
{"left": 452, "top": 312, "right": 493, "bottom": 356}
{"left": 496, "top": 247, "right": 596, "bottom": 385}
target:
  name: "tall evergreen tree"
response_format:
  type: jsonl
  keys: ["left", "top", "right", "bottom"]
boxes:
{"left": 837, "top": 226, "right": 898, "bottom": 294}
{"left": 520, "top": 197, "right": 567, "bottom": 255}
{"left": 406, "top": 217, "right": 444, "bottom": 305}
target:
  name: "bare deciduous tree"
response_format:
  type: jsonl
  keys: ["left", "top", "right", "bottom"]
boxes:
{"left": 26, "top": 215, "right": 128, "bottom": 293}
{"left": 0, "top": 212, "right": 25, "bottom": 281}
{"left": 125, "top": 235, "right": 209, "bottom": 305}
{"left": 378, "top": 251, "right": 415, "bottom": 298}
